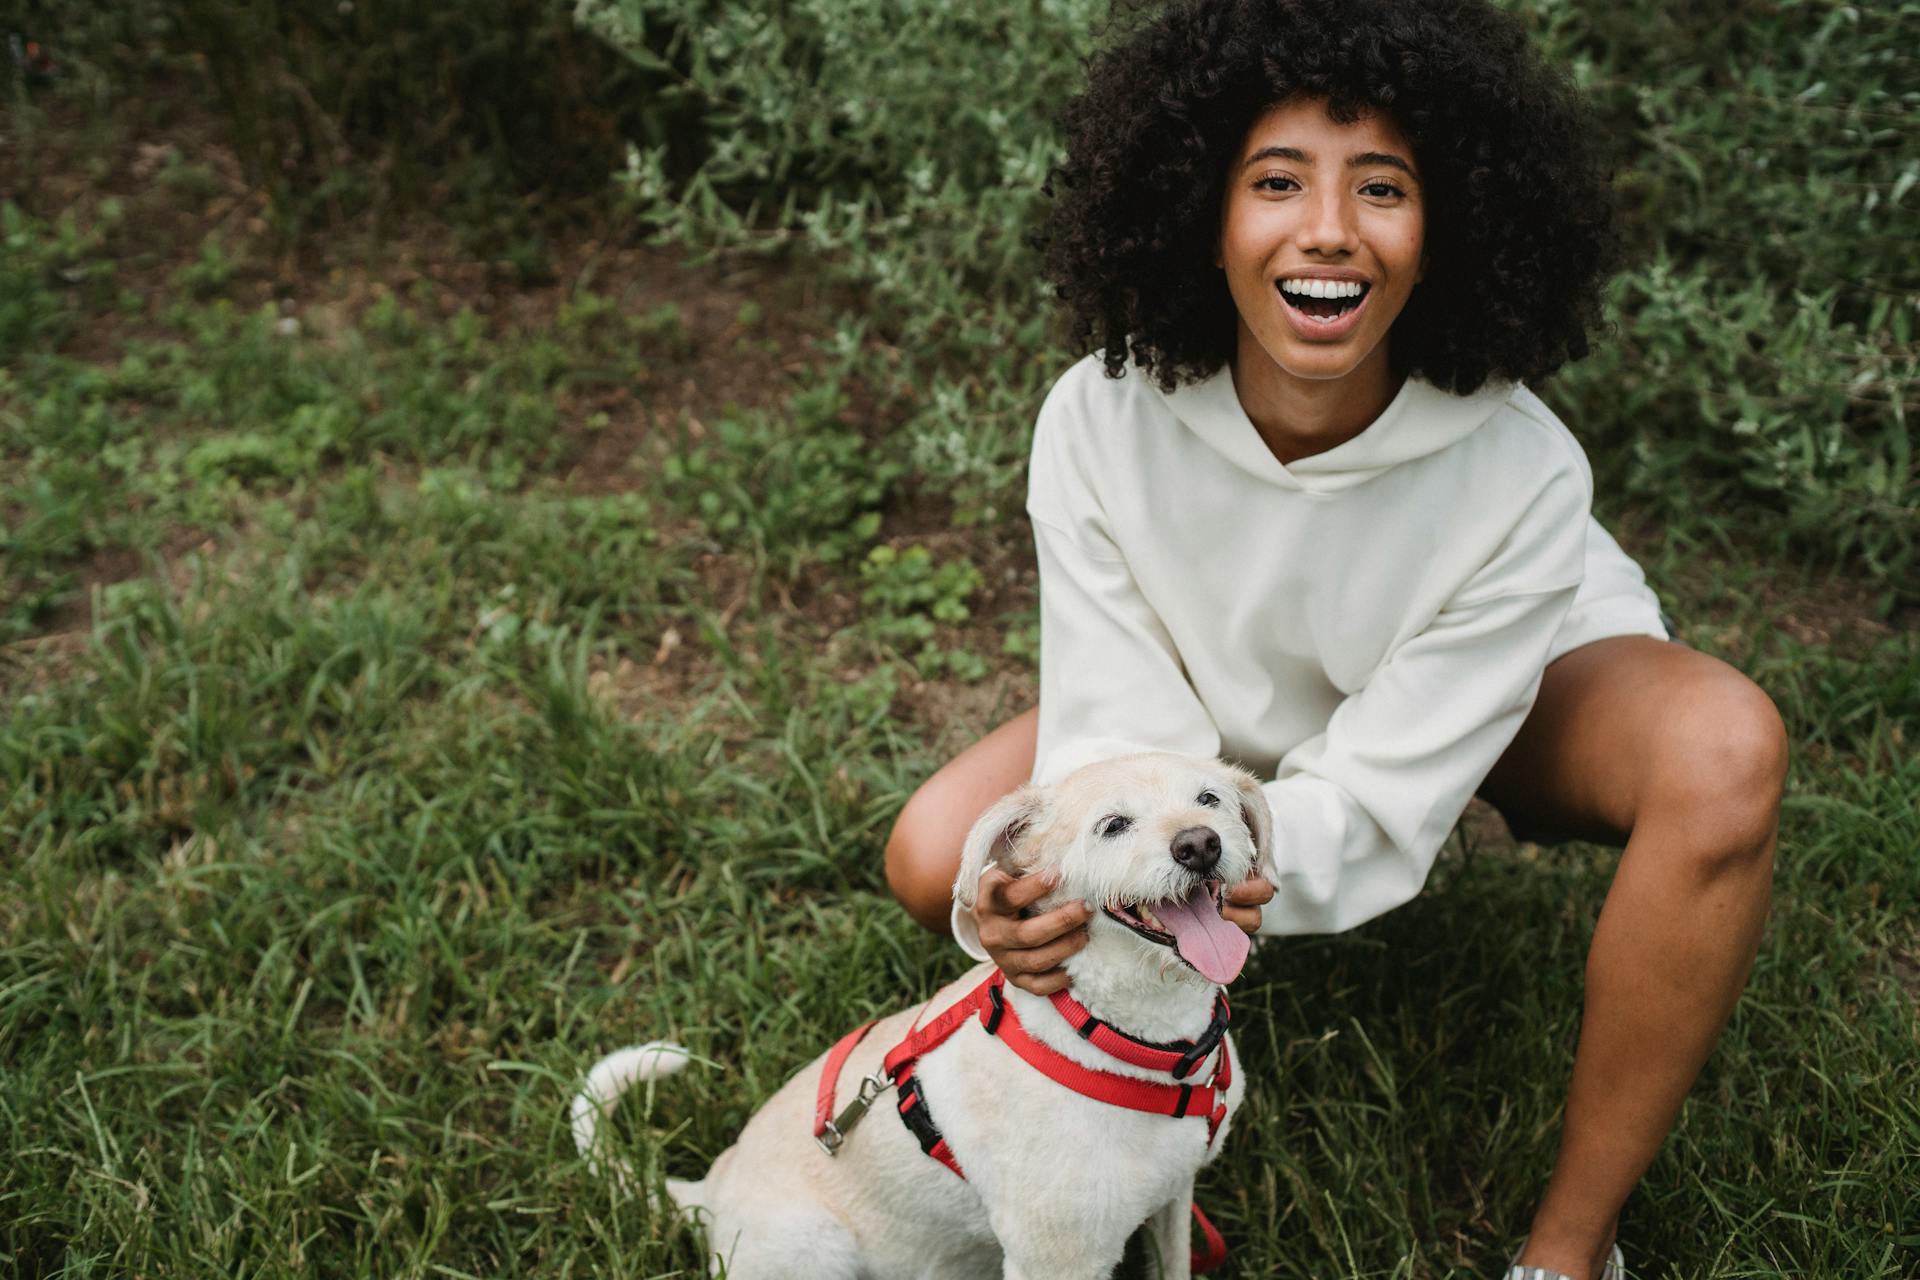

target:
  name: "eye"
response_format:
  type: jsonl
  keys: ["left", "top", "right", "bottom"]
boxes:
{"left": 1096, "top": 814, "right": 1133, "bottom": 838}
{"left": 1360, "top": 181, "right": 1405, "bottom": 199}
{"left": 1196, "top": 790, "right": 1221, "bottom": 808}
{"left": 1254, "top": 174, "right": 1300, "bottom": 194}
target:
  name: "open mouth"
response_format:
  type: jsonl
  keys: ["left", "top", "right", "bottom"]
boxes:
{"left": 1276, "top": 278, "right": 1370, "bottom": 325}
{"left": 1102, "top": 879, "right": 1250, "bottom": 985}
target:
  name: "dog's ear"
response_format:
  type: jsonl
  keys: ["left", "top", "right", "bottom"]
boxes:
{"left": 952, "top": 784, "right": 1045, "bottom": 910}
{"left": 1223, "top": 763, "right": 1274, "bottom": 872}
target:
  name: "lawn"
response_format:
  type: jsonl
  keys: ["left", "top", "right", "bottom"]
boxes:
{"left": 3, "top": 7, "right": 1918, "bottom": 1277}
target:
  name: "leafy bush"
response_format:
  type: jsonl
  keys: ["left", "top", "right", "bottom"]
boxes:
{"left": 582, "top": 0, "right": 1106, "bottom": 520}
{"left": 582, "top": 0, "right": 1917, "bottom": 590}
{"left": 6, "top": 0, "right": 657, "bottom": 224}
{"left": 1537, "top": 0, "right": 1918, "bottom": 587}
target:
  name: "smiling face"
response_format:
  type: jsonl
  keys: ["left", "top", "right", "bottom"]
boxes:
{"left": 1215, "top": 97, "right": 1426, "bottom": 427}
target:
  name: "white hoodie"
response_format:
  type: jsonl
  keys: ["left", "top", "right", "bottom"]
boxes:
{"left": 952, "top": 354, "right": 1667, "bottom": 958}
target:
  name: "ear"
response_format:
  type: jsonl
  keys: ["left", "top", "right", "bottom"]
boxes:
{"left": 952, "top": 784, "right": 1046, "bottom": 909}
{"left": 1223, "top": 763, "right": 1274, "bottom": 873}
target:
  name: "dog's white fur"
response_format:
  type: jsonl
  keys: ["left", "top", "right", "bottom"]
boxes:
{"left": 572, "top": 752, "right": 1273, "bottom": 1280}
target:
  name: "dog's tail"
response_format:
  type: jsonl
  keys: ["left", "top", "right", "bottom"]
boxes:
{"left": 570, "top": 1042, "right": 693, "bottom": 1186}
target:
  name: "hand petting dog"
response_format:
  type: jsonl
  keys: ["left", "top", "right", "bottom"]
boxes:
{"left": 974, "top": 866, "right": 1276, "bottom": 996}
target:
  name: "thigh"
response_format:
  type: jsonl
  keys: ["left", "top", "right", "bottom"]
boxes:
{"left": 1475, "top": 635, "right": 1762, "bottom": 848}
{"left": 915, "top": 708, "right": 1040, "bottom": 840}
{"left": 885, "top": 707, "right": 1039, "bottom": 931}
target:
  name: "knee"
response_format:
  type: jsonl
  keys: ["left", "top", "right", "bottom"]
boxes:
{"left": 885, "top": 791, "right": 960, "bottom": 935}
{"left": 1644, "top": 670, "right": 1789, "bottom": 867}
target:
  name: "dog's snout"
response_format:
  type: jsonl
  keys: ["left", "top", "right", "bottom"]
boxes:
{"left": 1170, "top": 826, "right": 1221, "bottom": 874}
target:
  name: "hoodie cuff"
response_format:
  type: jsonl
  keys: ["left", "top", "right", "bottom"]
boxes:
{"left": 950, "top": 895, "right": 989, "bottom": 962}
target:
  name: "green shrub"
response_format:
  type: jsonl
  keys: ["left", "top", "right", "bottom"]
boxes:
{"left": 582, "top": 0, "right": 1918, "bottom": 590}
{"left": 8, "top": 0, "right": 659, "bottom": 225}
{"left": 1536, "top": 0, "right": 1918, "bottom": 589}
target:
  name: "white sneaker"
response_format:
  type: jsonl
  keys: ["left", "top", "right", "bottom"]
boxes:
{"left": 1505, "top": 1241, "right": 1625, "bottom": 1280}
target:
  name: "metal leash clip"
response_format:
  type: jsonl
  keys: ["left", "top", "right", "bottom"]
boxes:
{"left": 815, "top": 1071, "right": 890, "bottom": 1156}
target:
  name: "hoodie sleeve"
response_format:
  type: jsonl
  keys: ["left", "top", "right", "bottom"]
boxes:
{"left": 1021, "top": 370, "right": 1225, "bottom": 782}
{"left": 949, "top": 515, "right": 1226, "bottom": 960}
{"left": 950, "top": 375, "right": 1225, "bottom": 960}
{"left": 1257, "top": 464, "right": 1589, "bottom": 935}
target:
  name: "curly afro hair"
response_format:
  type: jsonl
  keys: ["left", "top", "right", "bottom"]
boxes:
{"left": 1041, "top": 0, "right": 1623, "bottom": 394}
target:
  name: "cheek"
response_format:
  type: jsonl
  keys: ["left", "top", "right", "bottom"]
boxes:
{"left": 1218, "top": 199, "right": 1275, "bottom": 277}
{"left": 1373, "top": 215, "right": 1425, "bottom": 282}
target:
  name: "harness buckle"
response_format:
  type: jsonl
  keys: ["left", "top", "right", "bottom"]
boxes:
{"left": 983, "top": 983, "right": 1006, "bottom": 1036}
{"left": 815, "top": 1071, "right": 890, "bottom": 1157}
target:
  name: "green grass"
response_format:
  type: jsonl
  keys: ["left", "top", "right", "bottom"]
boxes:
{"left": 4, "top": 60, "right": 1919, "bottom": 1280}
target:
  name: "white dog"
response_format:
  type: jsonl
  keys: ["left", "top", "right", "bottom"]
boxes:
{"left": 571, "top": 752, "right": 1273, "bottom": 1280}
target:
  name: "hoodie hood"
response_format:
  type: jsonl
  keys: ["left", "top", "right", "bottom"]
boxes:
{"left": 1157, "top": 364, "right": 1515, "bottom": 495}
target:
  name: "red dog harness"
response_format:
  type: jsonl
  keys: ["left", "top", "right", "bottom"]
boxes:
{"left": 811, "top": 970, "right": 1232, "bottom": 1273}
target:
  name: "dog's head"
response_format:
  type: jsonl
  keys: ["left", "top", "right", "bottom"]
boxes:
{"left": 952, "top": 752, "right": 1273, "bottom": 987}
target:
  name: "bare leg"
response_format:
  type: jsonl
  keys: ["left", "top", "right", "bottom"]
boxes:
{"left": 1478, "top": 638, "right": 1786, "bottom": 1279}
{"left": 884, "top": 640, "right": 1785, "bottom": 1280}
{"left": 884, "top": 708, "right": 1039, "bottom": 933}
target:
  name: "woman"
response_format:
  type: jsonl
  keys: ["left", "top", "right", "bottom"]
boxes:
{"left": 884, "top": 2, "right": 1787, "bottom": 1276}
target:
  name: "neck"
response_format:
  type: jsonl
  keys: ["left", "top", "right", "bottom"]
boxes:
{"left": 1230, "top": 328, "right": 1402, "bottom": 465}
{"left": 1052, "top": 940, "right": 1222, "bottom": 1045}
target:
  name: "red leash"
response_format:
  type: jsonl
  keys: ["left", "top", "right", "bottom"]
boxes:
{"left": 811, "top": 971, "right": 1233, "bottom": 1273}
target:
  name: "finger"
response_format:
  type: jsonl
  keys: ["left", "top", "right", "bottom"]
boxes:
{"left": 1011, "top": 902, "right": 1093, "bottom": 948}
{"left": 1001, "top": 868, "right": 1063, "bottom": 910}
{"left": 974, "top": 866, "right": 1020, "bottom": 914}
{"left": 1011, "top": 967, "right": 1073, "bottom": 997}
{"left": 1226, "top": 875, "right": 1275, "bottom": 906}
{"left": 1220, "top": 904, "right": 1263, "bottom": 935}
{"left": 979, "top": 908, "right": 1085, "bottom": 955}
{"left": 1003, "top": 929, "right": 1089, "bottom": 974}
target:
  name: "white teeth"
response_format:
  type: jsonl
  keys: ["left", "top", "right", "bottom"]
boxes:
{"left": 1280, "top": 278, "right": 1365, "bottom": 300}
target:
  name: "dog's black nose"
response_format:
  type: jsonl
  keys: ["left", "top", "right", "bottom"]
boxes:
{"left": 1170, "top": 826, "right": 1220, "bottom": 874}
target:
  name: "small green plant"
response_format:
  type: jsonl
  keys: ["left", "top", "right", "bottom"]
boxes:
{"left": 1000, "top": 608, "right": 1041, "bottom": 668}
{"left": 171, "top": 234, "right": 238, "bottom": 299}
{"left": 858, "top": 543, "right": 988, "bottom": 680}
{"left": 555, "top": 292, "right": 693, "bottom": 370}
{"left": 662, "top": 378, "right": 904, "bottom": 569}
{"left": 156, "top": 154, "right": 224, "bottom": 204}
{"left": 0, "top": 201, "right": 116, "bottom": 358}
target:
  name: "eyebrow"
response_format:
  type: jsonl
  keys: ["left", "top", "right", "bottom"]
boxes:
{"left": 1241, "top": 146, "right": 1417, "bottom": 177}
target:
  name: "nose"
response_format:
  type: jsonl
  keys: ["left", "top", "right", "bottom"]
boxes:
{"left": 1170, "top": 826, "right": 1221, "bottom": 875}
{"left": 1294, "top": 184, "right": 1358, "bottom": 256}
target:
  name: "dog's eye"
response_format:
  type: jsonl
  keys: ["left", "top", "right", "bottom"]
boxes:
{"left": 1096, "top": 814, "right": 1132, "bottom": 838}
{"left": 1196, "top": 790, "right": 1221, "bottom": 808}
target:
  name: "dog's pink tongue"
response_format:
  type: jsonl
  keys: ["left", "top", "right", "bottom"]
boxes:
{"left": 1156, "top": 886, "right": 1250, "bottom": 985}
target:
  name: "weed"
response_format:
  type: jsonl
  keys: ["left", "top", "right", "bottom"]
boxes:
{"left": 169, "top": 233, "right": 238, "bottom": 299}
{"left": 859, "top": 543, "right": 988, "bottom": 681}
{"left": 661, "top": 377, "right": 905, "bottom": 571}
